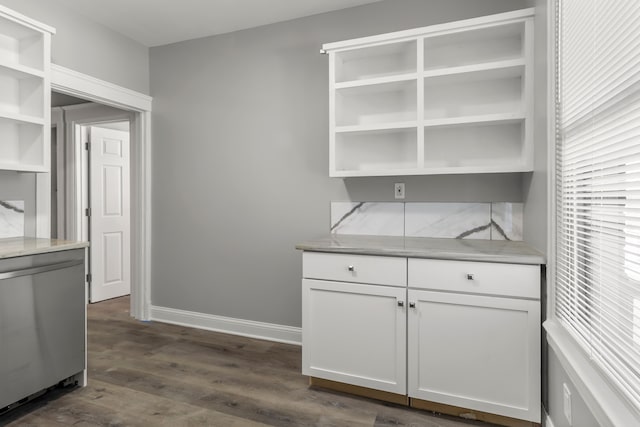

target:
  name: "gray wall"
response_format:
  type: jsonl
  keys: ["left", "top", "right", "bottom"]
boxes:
{"left": 0, "top": 0, "right": 149, "bottom": 94}
{"left": 150, "top": 0, "right": 530, "bottom": 327}
{"left": 522, "top": 0, "right": 548, "bottom": 255}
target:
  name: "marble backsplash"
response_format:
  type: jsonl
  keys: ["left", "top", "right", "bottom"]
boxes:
{"left": 331, "top": 202, "right": 404, "bottom": 236}
{"left": 330, "top": 201, "right": 523, "bottom": 241}
{"left": 0, "top": 201, "right": 24, "bottom": 238}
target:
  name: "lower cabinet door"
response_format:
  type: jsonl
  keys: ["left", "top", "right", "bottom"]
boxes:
{"left": 407, "top": 289, "right": 540, "bottom": 423}
{"left": 302, "top": 279, "right": 406, "bottom": 394}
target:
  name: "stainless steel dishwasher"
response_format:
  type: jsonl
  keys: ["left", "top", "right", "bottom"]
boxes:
{"left": 0, "top": 248, "right": 86, "bottom": 410}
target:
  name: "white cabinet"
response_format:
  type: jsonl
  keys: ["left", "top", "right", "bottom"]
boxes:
{"left": 407, "top": 291, "right": 540, "bottom": 422}
{"left": 407, "top": 258, "right": 541, "bottom": 423}
{"left": 302, "top": 279, "right": 406, "bottom": 394}
{"left": 301, "top": 251, "right": 542, "bottom": 425}
{"left": 323, "top": 8, "right": 534, "bottom": 177}
{"left": 301, "top": 252, "right": 407, "bottom": 394}
{"left": 0, "top": 5, "right": 54, "bottom": 172}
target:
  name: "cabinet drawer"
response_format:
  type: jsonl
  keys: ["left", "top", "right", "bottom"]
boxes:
{"left": 408, "top": 258, "right": 539, "bottom": 299}
{"left": 303, "top": 252, "right": 406, "bottom": 287}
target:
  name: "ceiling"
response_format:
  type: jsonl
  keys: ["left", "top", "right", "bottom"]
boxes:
{"left": 51, "top": 0, "right": 384, "bottom": 47}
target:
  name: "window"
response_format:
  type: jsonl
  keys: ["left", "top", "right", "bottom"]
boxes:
{"left": 555, "top": 0, "right": 640, "bottom": 411}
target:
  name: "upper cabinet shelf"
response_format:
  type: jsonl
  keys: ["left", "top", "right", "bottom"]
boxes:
{"left": 323, "top": 8, "right": 534, "bottom": 177}
{"left": 336, "top": 79, "right": 417, "bottom": 127}
{"left": 422, "top": 21, "right": 525, "bottom": 71}
{"left": 334, "top": 40, "right": 417, "bottom": 83}
{"left": 0, "top": 5, "right": 54, "bottom": 173}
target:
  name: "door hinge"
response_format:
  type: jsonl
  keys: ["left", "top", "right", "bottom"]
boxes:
{"left": 85, "top": 208, "right": 91, "bottom": 217}
{"left": 85, "top": 141, "right": 90, "bottom": 151}
{"left": 86, "top": 273, "right": 92, "bottom": 283}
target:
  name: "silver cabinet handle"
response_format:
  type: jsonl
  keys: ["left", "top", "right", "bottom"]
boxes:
{"left": 398, "top": 300, "right": 404, "bottom": 307}
{"left": 409, "top": 302, "right": 416, "bottom": 308}
{"left": 0, "top": 260, "right": 84, "bottom": 280}
{"left": 466, "top": 273, "right": 474, "bottom": 281}
{"left": 347, "top": 265, "right": 355, "bottom": 272}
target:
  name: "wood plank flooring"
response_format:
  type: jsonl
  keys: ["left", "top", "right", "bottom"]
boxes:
{"left": 1, "top": 296, "right": 499, "bottom": 427}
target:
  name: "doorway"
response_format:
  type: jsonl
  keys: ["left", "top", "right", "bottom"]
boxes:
{"left": 52, "top": 98, "right": 134, "bottom": 303}
{"left": 46, "top": 68, "right": 151, "bottom": 319}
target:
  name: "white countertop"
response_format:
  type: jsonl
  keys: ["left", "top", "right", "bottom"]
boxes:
{"left": 0, "top": 237, "right": 89, "bottom": 259}
{"left": 296, "top": 234, "right": 545, "bottom": 265}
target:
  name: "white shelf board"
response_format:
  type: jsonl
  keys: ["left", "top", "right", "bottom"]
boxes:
{"left": 332, "top": 167, "right": 422, "bottom": 177}
{"left": 335, "top": 73, "right": 417, "bottom": 90}
{"left": 0, "top": 59, "right": 44, "bottom": 78}
{"left": 419, "top": 163, "right": 532, "bottom": 174}
{"left": 332, "top": 162, "right": 532, "bottom": 177}
{"left": 423, "top": 113, "right": 524, "bottom": 129}
{"left": 423, "top": 58, "right": 524, "bottom": 79}
{"left": 0, "top": 161, "right": 46, "bottom": 173}
{"left": 0, "top": 111, "right": 45, "bottom": 125}
{"left": 335, "top": 121, "right": 417, "bottom": 134}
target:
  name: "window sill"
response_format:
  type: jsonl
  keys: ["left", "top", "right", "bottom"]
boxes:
{"left": 544, "top": 319, "right": 640, "bottom": 427}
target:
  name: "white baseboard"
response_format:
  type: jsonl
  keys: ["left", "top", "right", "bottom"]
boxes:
{"left": 149, "top": 305, "right": 302, "bottom": 346}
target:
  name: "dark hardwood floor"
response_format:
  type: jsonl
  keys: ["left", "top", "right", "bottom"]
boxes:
{"left": 1, "top": 296, "right": 498, "bottom": 427}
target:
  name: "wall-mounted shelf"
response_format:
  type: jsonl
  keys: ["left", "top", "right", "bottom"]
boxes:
{"left": 0, "top": 5, "right": 54, "bottom": 172}
{"left": 324, "top": 8, "right": 534, "bottom": 177}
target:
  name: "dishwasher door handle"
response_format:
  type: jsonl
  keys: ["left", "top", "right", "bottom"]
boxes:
{"left": 0, "top": 259, "right": 84, "bottom": 280}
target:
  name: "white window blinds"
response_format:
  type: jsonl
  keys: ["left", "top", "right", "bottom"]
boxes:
{"left": 556, "top": 0, "right": 640, "bottom": 410}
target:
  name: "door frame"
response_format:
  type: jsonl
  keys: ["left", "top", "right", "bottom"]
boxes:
{"left": 37, "top": 64, "right": 152, "bottom": 320}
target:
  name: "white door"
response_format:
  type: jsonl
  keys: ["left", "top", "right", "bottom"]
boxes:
{"left": 302, "top": 279, "right": 407, "bottom": 394}
{"left": 88, "top": 126, "right": 131, "bottom": 302}
{"left": 407, "top": 289, "right": 541, "bottom": 422}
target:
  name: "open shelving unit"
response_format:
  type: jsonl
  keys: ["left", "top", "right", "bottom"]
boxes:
{"left": 0, "top": 5, "right": 54, "bottom": 172}
{"left": 324, "top": 8, "right": 534, "bottom": 177}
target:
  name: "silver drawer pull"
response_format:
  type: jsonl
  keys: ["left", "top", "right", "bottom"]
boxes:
{"left": 397, "top": 300, "right": 404, "bottom": 307}
{"left": 409, "top": 302, "right": 416, "bottom": 308}
{"left": 347, "top": 265, "right": 355, "bottom": 272}
{"left": 466, "top": 273, "right": 474, "bottom": 281}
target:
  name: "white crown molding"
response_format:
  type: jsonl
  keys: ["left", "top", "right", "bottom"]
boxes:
{"left": 150, "top": 305, "right": 302, "bottom": 346}
{"left": 0, "top": 3, "right": 55, "bottom": 34}
{"left": 51, "top": 64, "right": 152, "bottom": 112}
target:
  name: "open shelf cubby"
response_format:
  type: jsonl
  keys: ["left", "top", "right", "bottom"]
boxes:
{"left": 0, "top": 15, "right": 45, "bottom": 71}
{"left": 336, "top": 79, "right": 417, "bottom": 127}
{"left": 334, "top": 40, "right": 416, "bottom": 83}
{"left": 423, "top": 120, "right": 526, "bottom": 171}
{"left": 0, "top": 118, "right": 45, "bottom": 171}
{"left": 0, "top": 71, "right": 44, "bottom": 118}
{"left": 423, "top": 22, "right": 525, "bottom": 71}
{"left": 424, "top": 65, "right": 523, "bottom": 121}
{"left": 334, "top": 127, "right": 417, "bottom": 175}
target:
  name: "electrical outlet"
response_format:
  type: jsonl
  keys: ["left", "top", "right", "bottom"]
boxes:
{"left": 563, "top": 383, "right": 572, "bottom": 426}
{"left": 395, "top": 183, "right": 405, "bottom": 199}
